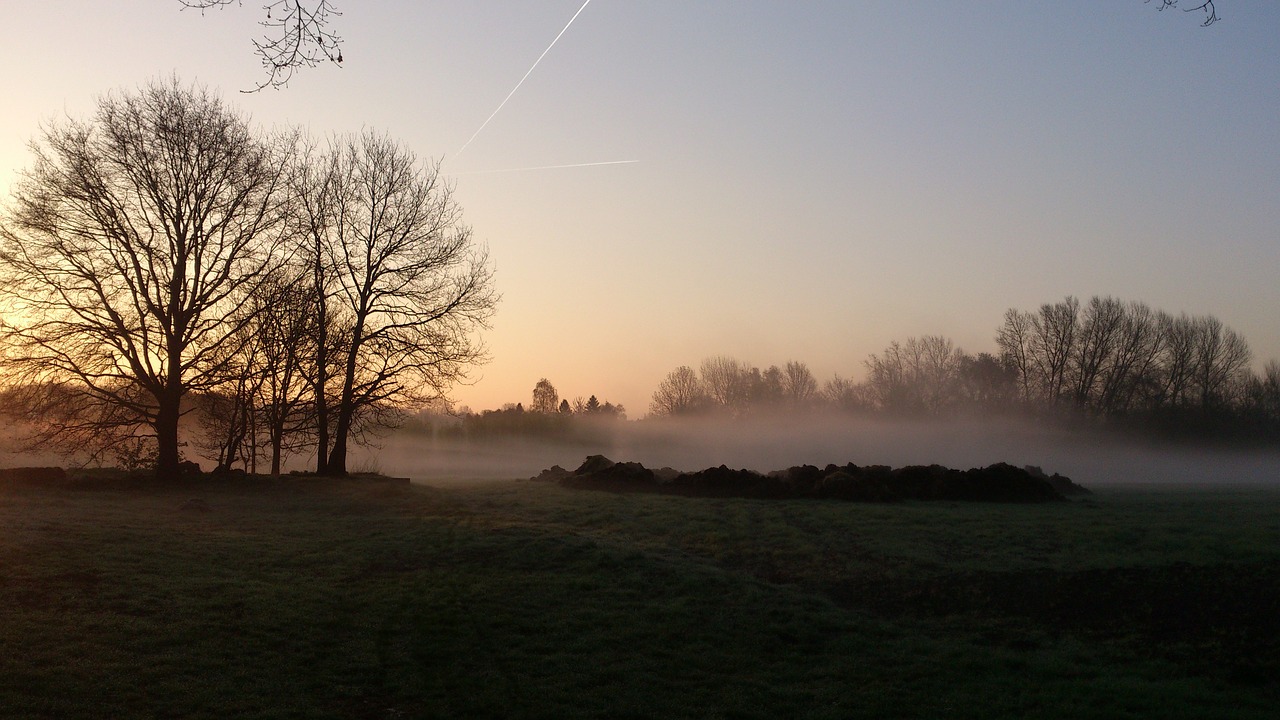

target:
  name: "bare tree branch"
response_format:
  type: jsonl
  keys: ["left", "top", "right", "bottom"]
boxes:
{"left": 180, "top": 1, "right": 344, "bottom": 91}
{"left": 1147, "top": 0, "right": 1220, "bottom": 26}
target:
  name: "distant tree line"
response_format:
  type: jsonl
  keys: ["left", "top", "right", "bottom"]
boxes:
{"left": 0, "top": 78, "right": 496, "bottom": 478}
{"left": 402, "top": 378, "right": 625, "bottom": 442}
{"left": 648, "top": 296, "right": 1279, "bottom": 444}
{"left": 650, "top": 358, "right": 819, "bottom": 417}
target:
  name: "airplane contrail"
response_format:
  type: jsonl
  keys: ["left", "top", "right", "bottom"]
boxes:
{"left": 456, "top": 0, "right": 594, "bottom": 156}
{"left": 447, "top": 159, "right": 637, "bottom": 176}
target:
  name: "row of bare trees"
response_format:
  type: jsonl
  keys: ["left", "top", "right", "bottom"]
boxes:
{"left": 0, "top": 78, "right": 496, "bottom": 478}
{"left": 648, "top": 349, "right": 1015, "bottom": 419}
{"left": 649, "top": 296, "right": 1278, "bottom": 441}
{"left": 997, "top": 296, "right": 1254, "bottom": 416}
{"left": 649, "top": 358, "right": 820, "bottom": 417}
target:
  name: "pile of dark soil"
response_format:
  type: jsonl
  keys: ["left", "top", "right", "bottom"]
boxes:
{"left": 533, "top": 456, "right": 1082, "bottom": 503}
{"left": 1022, "top": 464, "right": 1091, "bottom": 495}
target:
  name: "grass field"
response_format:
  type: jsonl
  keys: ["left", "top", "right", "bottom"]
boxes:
{"left": 1, "top": 472, "right": 1277, "bottom": 718}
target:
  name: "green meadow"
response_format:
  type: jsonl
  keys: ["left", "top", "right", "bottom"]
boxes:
{"left": 1, "top": 473, "right": 1277, "bottom": 719}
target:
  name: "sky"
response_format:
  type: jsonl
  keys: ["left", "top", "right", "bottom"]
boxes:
{"left": 2, "top": 1, "right": 1278, "bottom": 417}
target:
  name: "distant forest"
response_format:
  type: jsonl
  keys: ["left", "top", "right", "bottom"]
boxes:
{"left": 421, "top": 296, "right": 1280, "bottom": 446}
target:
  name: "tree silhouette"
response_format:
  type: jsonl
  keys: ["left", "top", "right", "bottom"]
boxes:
{"left": 531, "top": 378, "right": 559, "bottom": 414}
{"left": 782, "top": 361, "right": 818, "bottom": 408}
{"left": 285, "top": 136, "right": 354, "bottom": 475}
{"left": 699, "top": 356, "right": 752, "bottom": 412}
{"left": 298, "top": 131, "right": 497, "bottom": 475}
{"left": 243, "top": 272, "right": 320, "bottom": 475}
{"left": 0, "top": 78, "right": 293, "bottom": 478}
{"left": 650, "top": 365, "right": 709, "bottom": 417}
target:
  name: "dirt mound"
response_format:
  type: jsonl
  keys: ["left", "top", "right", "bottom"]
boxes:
{"left": 814, "top": 470, "right": 900, "bottom": 502}
{"left": 1024, "top": 464, "right": 1091, "bottom": 495}
{"left": 665, "top": 465, "right": 789, "bottom": 499}
{"left": 558, "top": 456, "right": 657, "bottom": 492}
{"left": 539, "top": 457, "right": 1079, "bottom": 503}
{"left": 529, "top": 465, "right": 572, "bottom": 482}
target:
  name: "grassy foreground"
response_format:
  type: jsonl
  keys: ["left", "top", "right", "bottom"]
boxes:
{"left": 1, "top": 472, "right": 1277, "bottom": 719}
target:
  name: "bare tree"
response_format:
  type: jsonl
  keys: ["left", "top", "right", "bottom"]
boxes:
{"left": 286, "top": 138, "right": 346, "bottom": 474}
{"left": 1095, "top": 301, "right": 1165, "bottom": 415}
{"left": 315, "top": 131, "right": 496, "bottom": 475}
{"left": 1030, "top": 297, "right": 1080, "bottom": 406}
{"left": 782, "top": 360, "right": 818, "bottom": 408}
{"left": 864, "top": 341, "right": 914, "bottom": 413}
{"left": 0, "top": 78, "right": 292, "bottom": 478}
{"left": 247, "top": 272, "right": 319, "bottom": 475}
{"left": 1157, "top": 312, "right": 1199, "bottom": 408}
{"left": 181, "top": 1, "right": 344, "bottom": 91}
{"left": 1069, "top": 296, "right": 1127, "bottom": 408}
{"left": 996, "top": 308, "right": 1036, "bottom": 404}
{"left": 531, "top": 378, "right": 560, "bottom": 414}
{"left": 196, "top": 315, "right": 265, "bottom": 473}
{"left": 865, "top": 336, "right": 963, "bottom": 415}
{"left": 1246, "top": 360, "right": 1280, "bottom": 423}
{"left": 916, "top": 336, "right": 964, "bottom": 412}
{"left": 822, "top": 374, "right": 870, "bottom": 414}
{"left": 1191, "top": 315, "right": 1251, "bottom": 411}
{"left": 699, "top": 356, "right": 752, "bottom": 412}
{"left": 649, "top": 365, "right": 709, "bottom": 417}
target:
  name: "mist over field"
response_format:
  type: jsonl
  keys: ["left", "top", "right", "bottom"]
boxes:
{"left": 4, "top": 401, "right": 1276, "bottom": 488}
{"left": 349, "top": 415, "right": 1280, "bottom": 487}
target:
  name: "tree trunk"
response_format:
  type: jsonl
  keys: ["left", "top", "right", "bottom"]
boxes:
{"left": 327, "top": 402, "right": 351, "bottom": 475}
{"left": 326, "top": 314, "right": 363, "bottom": 476}
{"left": 315, "top": 388, "right": 330, "bottom": 474}
{"left": 270, "top": 435, "right": 282, "bottom": 478}
{"left": 313, "top": 273, "right": 331, "bottom": 475}
{"left": 155, "top": 394, "right": 182, "bottom": 480}
{"left": 327, "top": 434, "right": 347, "bottom": 475}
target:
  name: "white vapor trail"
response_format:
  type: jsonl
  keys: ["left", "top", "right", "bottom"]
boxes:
{"left": 447, "top": 160, "right": 637, "bottom": 176}
{"left": 456, "top": 0, "right": 594, "bottom": 156}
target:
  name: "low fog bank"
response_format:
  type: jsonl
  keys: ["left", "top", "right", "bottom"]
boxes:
{"left": 5, "top": 414, "right": 1275, "bottom": 487}
{"left": 356, "top": 415, "right": 1280, "bottom": 487}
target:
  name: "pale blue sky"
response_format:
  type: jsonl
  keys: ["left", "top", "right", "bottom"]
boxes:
{"left": 2, "top": 1, "right": 1278, "bottom": 414}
